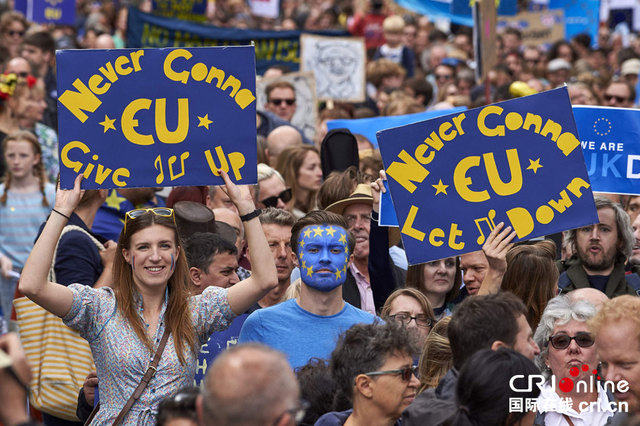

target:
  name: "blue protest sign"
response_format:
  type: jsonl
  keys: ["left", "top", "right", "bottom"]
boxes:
{"left": 573, "top": 106, "right": 640, "bottom": 195}
{"left": 451, "top": 0, "right": 517, "bottom": 17}
{"left": 152, "top": 0, "right": 207, "bottom": 22}
{"left": 549, "top": 0, "right": 599, "bottom": 45}
{"left": 379, "top": 180, "right": 399, "bottom": 227}
{"left": 393, "top": 0, "right": 474, "bottom": 26}
{"left": 327, "top": 107, "right": 466, "bottom": 149}
{"left": 56, "top": 46, "right": 257, "bottom": 189}
{"left": 14, "top": 0, "right": 75, "bottom": 25}
{"left": 377, "top": 87, "right": 597, "bottom": 264}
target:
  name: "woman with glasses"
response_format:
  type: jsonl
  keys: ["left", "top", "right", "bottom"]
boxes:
{"left": 533, "top": 295, "right": 615, "bottom": 425}
{"left": 381, "top": 288, "right": 435, "bottom": 352}
{"left": 19, "top": 172, "right": 278, "bottom": 425}
{"left": 0, "top": 11, "right": 28, "bottom": 59}
{"left": 316, "top": 322, "right": 419, "bottom": 426}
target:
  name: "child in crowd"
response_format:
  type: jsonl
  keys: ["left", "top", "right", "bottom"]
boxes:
{"left": 0, "top": 130, "right": 54, "bottom": 321}
{"left": 373, "top": 15, "right": 415, "bottom": 78}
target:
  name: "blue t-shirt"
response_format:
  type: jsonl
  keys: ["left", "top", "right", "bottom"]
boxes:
{"left": 239, "top": 299, "right": 375, "bottom": 369}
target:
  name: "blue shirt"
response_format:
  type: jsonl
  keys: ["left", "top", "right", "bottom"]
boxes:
{"left": 239, "top": 298, "right": 375, "bottom": 369}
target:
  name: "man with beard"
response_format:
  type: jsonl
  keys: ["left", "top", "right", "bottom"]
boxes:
{"left": 558, "top": 196, "right": 638, "bottom": 297}
{"left": 239, "top": 211, "right": 375, "bottom": 369}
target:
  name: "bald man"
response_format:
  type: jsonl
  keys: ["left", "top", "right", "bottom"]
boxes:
{"left": 94, "top": 34, "right": 115, "bottom": 49}
{"left": 197, "top": 344, "right": 301, "bottom": 426}
{"left": 4, "top": 56, "right": 31, "bottom": 76}
{"left": 266, "top": 125, "right": 302, "bottom": 167}
{"left": 568, "top": 287, "right": 609, "bottom": 310}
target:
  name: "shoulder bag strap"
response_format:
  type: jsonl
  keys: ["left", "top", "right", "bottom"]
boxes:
{"left": 562, "top": 414, "right": 576, "bottom": 426}
{"left": 112, "top": 328, "right": 171, "bottom": 425}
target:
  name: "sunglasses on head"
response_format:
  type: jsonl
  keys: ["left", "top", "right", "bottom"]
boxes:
{"left": 269, "top": 98, "right": 295, "bottom": 106}
{"left": 124, "top": 207, "right": 174, "bottom": 234}
{"left": 260, "top": 188, "right": 292, "bottom": 208}
{"left": 548, "top": 332, "right": 595, "bottom": 350}
{"left": 364, "top": 365, "right": 418, "bottom": 381}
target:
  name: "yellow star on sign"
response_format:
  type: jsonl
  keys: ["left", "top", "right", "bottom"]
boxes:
{"left": 313, "top": 227, "right": 324, "bottom": 237}
{"left": 527, "top": 158, "right": 543, "bottom": 174}
{"left": 325, "top": 226, "right": 336, "bottom": 236}
{"left": 306, "top": 265, "right": 314, "bottom": 277}
{"left": 433, "top": 179, "right": 449, "bottom": 195}
{"left": 303, "top": 228, "right": 312, "bottom": 238}
{"left": 197, "top": 114, "right": 213, "bottom": 130}
{"left": 99, "top": 115, "right": 116, "bottom": 133}
{"left": 105, "top": 189, "right": 126, "bottom": 209}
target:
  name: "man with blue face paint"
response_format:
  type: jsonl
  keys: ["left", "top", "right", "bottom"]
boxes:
{"left": 239, "top": 210, "right": 376, "bottom": 369}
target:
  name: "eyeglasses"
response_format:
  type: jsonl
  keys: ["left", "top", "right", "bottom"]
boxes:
{"left": 344, "top": 213, "right": 372, "bottom": 228}
{"left": 604, "top": 93, "right": 629, "bottom": 104}
{"left": 271, "top": 399, "right": 310, "bottom": 426}
{"left": 6, "top": 30, "right": 24, "bottom": 37}
{"left": 123, "top": 207, "right": 174, "bottom": 233}
{"left": 435, "top": 74, "right": 453, "bottom": 81}
{"left": 260, "top": 188, "right": 292, "bottom": 208}
{"left": 548, "top": 332, "right": 595, "bottom": 350}
{"left": 389, "top": 312, "right": 433, "bottom": 329}
{"left": 269, "top": 98, "right": 295, "bottom": 106}
{"left": 7, "top": 71, "right": 29, "bottom": 78}
{"left": 364, "top": 365, "right": 418, "bottom": 381}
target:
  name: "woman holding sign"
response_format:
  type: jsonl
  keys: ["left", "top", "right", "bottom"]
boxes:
{"left": 19, "top": 171, "right": 278, "bottom": 425}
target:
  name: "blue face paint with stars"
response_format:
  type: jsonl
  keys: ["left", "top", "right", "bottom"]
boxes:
{"left": 297, "top": 225, "right": 350, "bottom": 292}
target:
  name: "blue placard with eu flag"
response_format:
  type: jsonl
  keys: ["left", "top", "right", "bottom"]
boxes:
{"left": 56, "top": 46, "right": 257, "bottom": 190}
{"left": 377, "top": 87, "right": 598, "bottom": 265}
{"left": 14, "top": 0, "right": 75, "bottom": 25}
{"left": 573, "top": 106, "right": 640, "bottom": 195}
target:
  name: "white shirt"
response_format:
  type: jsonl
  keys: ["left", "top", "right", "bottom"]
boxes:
{"left": 537, "top": 382, "right": 615, "bottom": 426}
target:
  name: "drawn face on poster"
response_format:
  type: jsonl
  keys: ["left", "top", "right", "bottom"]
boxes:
{"left": 301, "top": 34, "right": 365, "bottom": 103}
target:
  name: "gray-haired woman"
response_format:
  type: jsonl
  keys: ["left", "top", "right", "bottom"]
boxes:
{"left": 533, "top": 295, "right": 615, "bottom": 425}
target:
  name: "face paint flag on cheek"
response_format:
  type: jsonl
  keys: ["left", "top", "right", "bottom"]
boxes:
{"left": 298, "top": 225, "right": 349, "bottom": 292}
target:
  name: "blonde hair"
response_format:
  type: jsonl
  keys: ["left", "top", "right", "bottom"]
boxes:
{"left": 589, "top": 295, "right": 640, "bottom": 350}
{"left": 383, "top": 15, "right": 405, "bottom": 33}
{"left": 1, "top": 130, "right": 48, "bottom": 206}
{"left": 418, "top": 316, "right": 452, "bottom": 393}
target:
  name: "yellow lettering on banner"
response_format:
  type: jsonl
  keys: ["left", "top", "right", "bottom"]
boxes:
{"left": 401, "top": 205, "right": 425, "bottom": 241}
{"left": 163, "top": 49, "right": 256, "bottom": 110}
{"left": 453, "top": 156, "right": 489, "bottom": 202}
{"left": 60, "top": 141, "right": 130, "bottom": 187}
{"left": 505, "top": 176, "right": 590, "bottom": 239}
{"left": 483, "top": 149, "right": 522, "bottom": 196}
{"left": 205, "top": 146, "right": 246, "bottom": 181}
{"left": 477, "top": 105, "right": 505, "bottom": 137}
{"left": 385, "top": 150, "right": 430, "bottom": 193}
{"left": 163, "top": 49, "right": 191, "bottom": 84}
{"left": 58, "top": 50, "right": 145, "bottom": 122}
{"left": 155, "top": 98, "right": 189, "bottom": 144}
{"left": 122, "top": 98, "right": 154, "bottom": 146}
{"left": 428, "top": 228, "right": 444, "bottom": 246}
{"left": 58, "top": 79, "right": 102, "bottom": 123}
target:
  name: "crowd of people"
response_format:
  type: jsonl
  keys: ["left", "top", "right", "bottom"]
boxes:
{"left": 0, "top": 0, "right": 639, "bottom": 425}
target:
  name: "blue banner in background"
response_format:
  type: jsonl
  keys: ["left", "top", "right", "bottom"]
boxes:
{"left": 394, "top": 0, "right": 474, "bottom": 26}
{"left": 549, "top": 0, "right": 599, "bottom": 45}
{"left": 14, "top": 0, "right": 75, "bottom": 25}
{"left": 127, "top": 7, "right": 348, "bottom": 75}
{"left": 56, "top": 46, "right": 257, "bottom": 190}
{"left": 377, "top": 88, "right": 597, "bottom": 264}
{"left": 451, "top": 0, "right": 517, "bottom": 18}
{"left": 152, "top": 0, "right": 207, "bottom": 22}
{"left": 573, "top": 106, "right": 640, "bottom": 195}
{"left": 326, "top": 107, "right": 466, "bottom": 149}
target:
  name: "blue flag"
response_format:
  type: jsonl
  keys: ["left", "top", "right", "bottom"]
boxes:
{"left": 327, "top": 107, "right": 466, "bottom": 149}
{"left": 56, "top": 46, "right": 257, "bottom": 189}
{"left": 377, "top": 87, "right": 597, "bottom": 264}
{"left": 573, "top": 106, "right": 640, "bottom": 195}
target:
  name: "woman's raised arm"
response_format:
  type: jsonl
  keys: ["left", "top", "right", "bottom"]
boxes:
{"left": 19, "top": 174, "right": 84, "bottom": 317}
